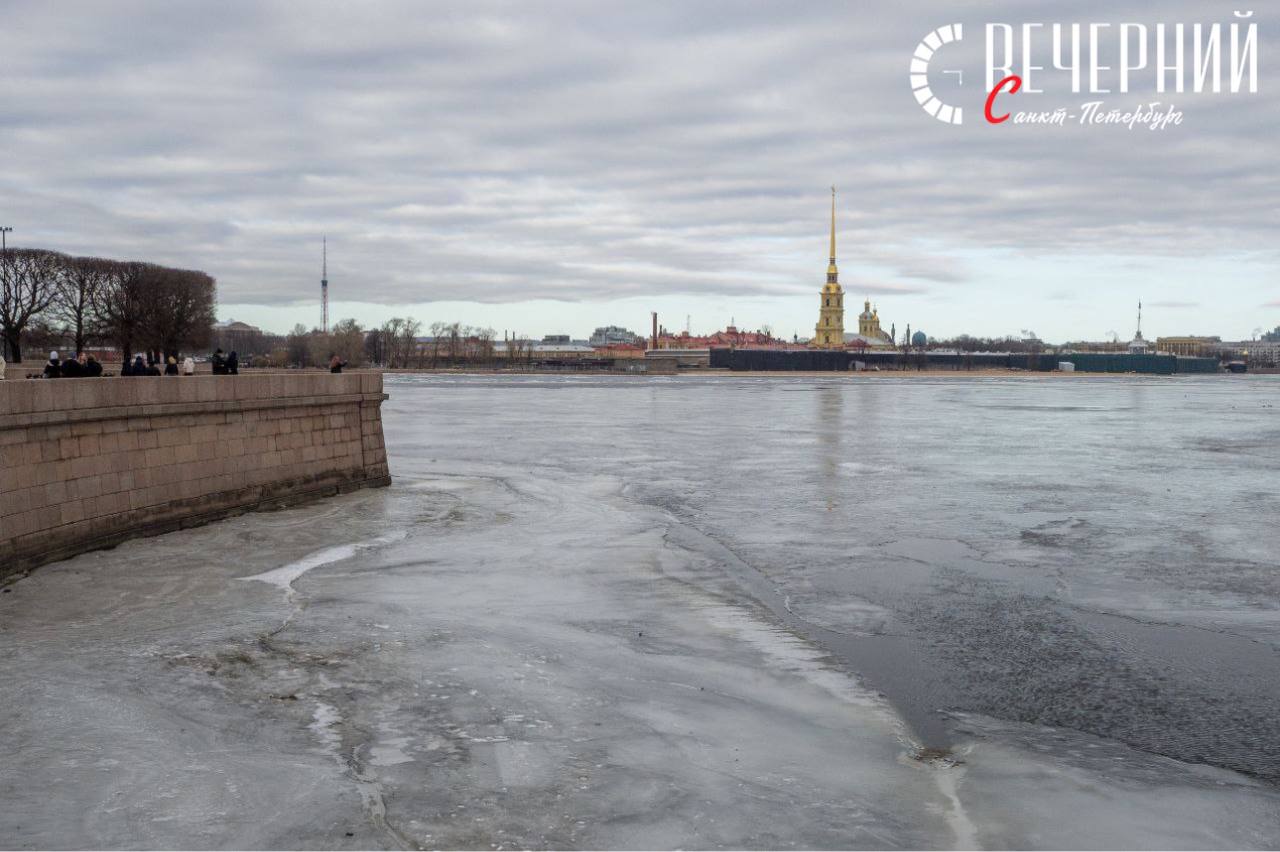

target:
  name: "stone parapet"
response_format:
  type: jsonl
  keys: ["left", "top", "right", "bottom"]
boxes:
{"left": 0, "top": 372, "right": 390, "bottom": 577}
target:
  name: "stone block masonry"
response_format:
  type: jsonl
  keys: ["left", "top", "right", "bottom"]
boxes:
{"left": 0, "top": 372, "right": 390, "bottom": 578}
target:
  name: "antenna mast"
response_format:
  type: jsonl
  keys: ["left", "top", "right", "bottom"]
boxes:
{"left": 321, "top": 237, "right": 329, "bottom": 334}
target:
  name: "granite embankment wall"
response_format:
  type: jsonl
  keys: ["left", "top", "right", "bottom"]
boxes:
{"left": 0, "top": 373, "right": 390, "bottom": 577}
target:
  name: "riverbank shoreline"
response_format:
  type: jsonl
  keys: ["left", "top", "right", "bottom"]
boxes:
{"left": 383, "top": 366, "right": 1236, "bottom": 378}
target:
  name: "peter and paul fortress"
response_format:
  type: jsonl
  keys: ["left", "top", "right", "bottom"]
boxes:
{"left": 813, "top": 188, "right": 845, "bottom": 349}
{"left": 813, "top": 188, "right": 894, "bottom": 350}
{"left": 853, "top": 299, "right": 893, "bottom": 348}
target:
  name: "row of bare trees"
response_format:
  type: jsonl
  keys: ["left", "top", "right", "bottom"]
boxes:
{"left": 234, "top": 315, "right": 505, "bottom": 370}
{"left": 281, "top": 319, "right": 370, "bottom": 369}
{"left": 930, "top": 334, "right": 1046, "bottom": 353}
{"left": 366, "top": 318, "right": 424, "bottom": 368}
{"left": 0, "top": 248, "right": 216, "bottom": 363}
{"left": 358, "top": 319, "right": 500, "bottom": 369}
{"left": 419, "top": 322, "right": 496, "bottom": 368}
{"left": 260, "top": 317, "right": 422, "bottom": 370}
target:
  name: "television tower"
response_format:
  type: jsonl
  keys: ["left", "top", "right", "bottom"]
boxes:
{"left": 321, "top": 237, "right": 329, "bottom": 334}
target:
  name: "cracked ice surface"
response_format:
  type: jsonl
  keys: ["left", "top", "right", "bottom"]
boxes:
{"left": 1, "top": 373, "right": 1279, "bottom": 849}
{"left": 0, "top": 466, "right": 954, "bottom": 848}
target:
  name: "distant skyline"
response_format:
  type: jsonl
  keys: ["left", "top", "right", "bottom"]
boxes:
{"left": 3, "top": 1, "right": 1276, "bottom": 342}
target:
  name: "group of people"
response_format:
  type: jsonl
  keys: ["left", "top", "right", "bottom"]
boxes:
{"left": 40, "top": 351, "right": 104, "bottom": 379}
{"left": 32, "top": 350, "right": 198, "bottom": 378}
{"left": 2, "top": 347, "right": 350, "bottom": 380}
{"left": 119, "top": 354, "right": 197, "bottom": 376}
{"left": 211, "top": 349, "right": 240, "bottom": 375}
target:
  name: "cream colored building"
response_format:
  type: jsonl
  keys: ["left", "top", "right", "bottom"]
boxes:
{"left": 1156, "top": 336, "right": 1220, "bottom": 357}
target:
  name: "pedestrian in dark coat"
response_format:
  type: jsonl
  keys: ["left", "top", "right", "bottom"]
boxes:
{"left": 84, "top": 355, "right": 103, "bottom": 377}
{"left": 60, "top": 355, "right": 83, "bottom": 378}
{"left": 164, "top": 356, "right": 179, "bottom": 376}
{"left": 329, "top": 354, "right": 346, "bottom": 374}
{"left": 43, "top": 352, "right": 62, "bottom": 379}
{"left": 212, "top": 349, "right": 227, "bottom": 375}
{"left": 227, "top": 351, "right": 239, "bottom": 375}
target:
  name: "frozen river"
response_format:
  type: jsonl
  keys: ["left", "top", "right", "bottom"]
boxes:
{"left": 2, "top": 373, "right": 1279, "bottom": 849}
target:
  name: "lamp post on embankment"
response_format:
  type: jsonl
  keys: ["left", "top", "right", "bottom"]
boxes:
{"left": 1, "top": 226, "right": 12, "bottom": 363}
{"left": 1, "top": 226, "right": 11, "bottom": 283}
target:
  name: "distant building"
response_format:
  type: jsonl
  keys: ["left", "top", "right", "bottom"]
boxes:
{"left": 911, "top": 330, "right": 928, "bottom": 347}
{"left": 542, "top": 334, "right": 571, "bottom": 344}
{"left": 216, "top": 319, "right": 261, "bottom": 335}
{"left": 842, "top": 300, "right": 895, "bottom": 350}
{"left": 1218, "top": 339, "right": 1280, "bottom": 366}
{"left": 654, "top": 325, "right": 792, "bottom": 350}
{"left": 496, "top": 341, "right": 596, "bottom": 358}
{"left": 1156, "top": 335, "right": 1220, "bottom": 357}
{"left": 1244, "top": 340, "right": 1280, "bottom": 366}
{"left": 213, "top": 319, "right": 281, "bottom": 356}
{"left": 589, "top": 326, "right": 642, "bottom": 347}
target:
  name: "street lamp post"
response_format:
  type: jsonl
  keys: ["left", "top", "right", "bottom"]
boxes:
{"left": 0, "top": 227, "right": 11, "bottom": 362}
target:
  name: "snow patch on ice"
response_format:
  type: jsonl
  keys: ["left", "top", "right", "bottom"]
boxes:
{"left": 308, "top": 702, "right": 342, "bottom": 754}
{"left": 240, "top": 531, "right": 407, "bottom": 592}
{"left": 928, "top": 759, "right": 978, "bottom": 850}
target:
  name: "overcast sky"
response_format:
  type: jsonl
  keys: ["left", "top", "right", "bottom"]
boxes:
{"left": 2, "top": 1, "right": 1275, "bottom": 342}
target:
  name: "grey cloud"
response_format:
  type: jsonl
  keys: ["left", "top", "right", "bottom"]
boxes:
{"left": 0, "top": 0, "right": 1275, "bottom": 317}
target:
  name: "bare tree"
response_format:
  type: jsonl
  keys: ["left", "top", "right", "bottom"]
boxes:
{"left": 51, "top": 256, "right": 109, "bottom": 355}
{"left": 0, "top": 248, "right": 65, "bottom": 362}
{"left": 445, "top": 322, "right": 463, "bottom": 364}
{"left": 286, "top": 323, "right": 312, "bottom": 367}
{"left": 378, "top": 317, "right": 422, "bottom": 368}
{"left": 91, "top": 260, "right": 154, "bottom": 362}
{"left": 144, "top": 266, "right": 216, "bottom": 359}
{"left": 472, "top": 326, "right": 495, "bottom": 365}
{"left": 329, "top": 318, "right": 366, "bottom": 367}
{"left": 428, "top": 321, "right": 452, "bottom": 368}
{"left": 400, "top": 318, "right": 422, "bottom": 367}
{"left": 306, "top": 332, "right": 333, "bottom": 368}
{"left": 363, "top": 327, "right": 386, "bottom": 366}
{"left": 378, "top": 318, "right": 404, "bottom": 367}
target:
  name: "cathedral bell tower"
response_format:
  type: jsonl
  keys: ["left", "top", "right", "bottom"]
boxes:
{"left": 814, "top": 187, "right": 845, "bottom": 349}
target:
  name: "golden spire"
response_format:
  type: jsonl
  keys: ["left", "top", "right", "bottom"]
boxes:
{"left": 827, "top": 186, "right": 838, "bottom": 284}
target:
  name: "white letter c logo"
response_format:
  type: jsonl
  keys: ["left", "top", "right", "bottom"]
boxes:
{"left": 910, "top": 24, "right": 964, "bottom": 125}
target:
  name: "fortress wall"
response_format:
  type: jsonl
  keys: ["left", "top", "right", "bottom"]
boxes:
{"left": 0, "top": 372, "right": 390, "bottom": 577}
